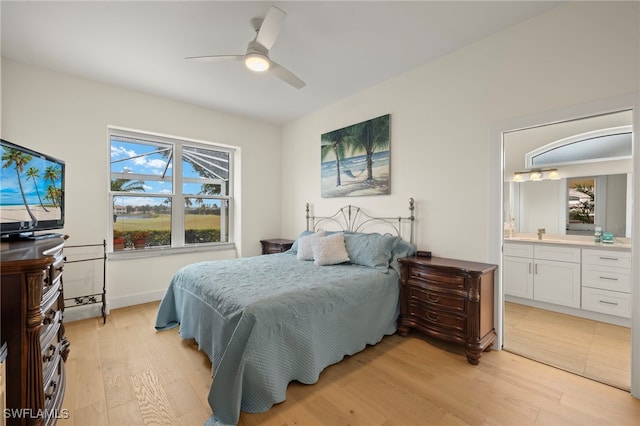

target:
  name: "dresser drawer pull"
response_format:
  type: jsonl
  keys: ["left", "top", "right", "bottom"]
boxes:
{"left": 42, "top": 309, "right": 56, "bottom": 325}
{"left": 599, "top": 256, "right": 619, "bottom": 261}
{"left": 42, "top": 344, "right": 56, "bottom": 362}
{"left": 45, "top": 380, "right": 57, "bottom": 400}
{"left": 427, "top": 294, "right": 440, "bottom": 303}
{"left": 427, "top": 312, "right": 439, "bottom": 322}
{"left": 599, "top": 300, "right": 619, "bottom": 306}
{"left": 599, "top": 276, "right": 618, "bottom": 281}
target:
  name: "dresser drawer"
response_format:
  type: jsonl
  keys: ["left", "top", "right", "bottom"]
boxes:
{"left": 582, "top": 249, "right": 631, "bottom": 269}
{"left": 582, "top": 264, "right": 631, "bottom": 293}
{"left": 406, "top": 266, "right": 465, "bottom": 290}
{"left": 582, "top": 287, "right": 630, "bottom": 318}
{"left": 407, "top": 300, "right": 466, "bottom": 336}
{"left": 408, "top": 285, "right": 465, "bottom": 314}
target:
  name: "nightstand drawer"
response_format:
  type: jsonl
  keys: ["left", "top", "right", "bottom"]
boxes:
{"left": 408, "top": 285, "right": 465, "bottom": 313}
{"left": 407, "top": 301, "right": 466, "bottom": 335}
{"left": 406, "top": 266, "right": 465, "bottom": 290}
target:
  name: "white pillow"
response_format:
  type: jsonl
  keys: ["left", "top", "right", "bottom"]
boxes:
{"left": 296, "top": 231, "right": 326, "bottom": 260}
{"left": 312, "top": 233, "right": 350, "bottom": 266}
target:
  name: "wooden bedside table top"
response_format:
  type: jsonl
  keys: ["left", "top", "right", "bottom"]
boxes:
{"left": 398, "top": 256, "right": 497, "bottom": 274}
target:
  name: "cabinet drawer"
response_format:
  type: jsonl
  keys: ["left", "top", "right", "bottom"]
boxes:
{"left": 504, "top": 242, "right": 534, "bottom": 258}
{"left": 582, "top": 264, "right": 631, "bottom": 293}
{"left": 408, "top": 285, "right": 465, "bottom": 314}
{"left": 534, "top": 244, "right": 580, "bottom": 263}
{"left": 407, "top": 301, "right": 466, "bottom": 335}
{"left": 406, "top": 267, "right": 465, "bottom": 290}
{"left": 582, "top": 249, "right": 631, "bottom": 269}
{"left": 581, "top": 287, "right": 630, "bottom": 318}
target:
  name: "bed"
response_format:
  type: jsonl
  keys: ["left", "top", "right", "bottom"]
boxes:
{"left": 154, "top": 200, "right": 416, "bottom": 425}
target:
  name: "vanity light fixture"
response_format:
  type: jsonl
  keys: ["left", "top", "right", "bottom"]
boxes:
{"left": 529, "top": 170, "right": 543, "bottom": 181}
{"left": 512, "top": 168, "right": 559, "bottom": 182}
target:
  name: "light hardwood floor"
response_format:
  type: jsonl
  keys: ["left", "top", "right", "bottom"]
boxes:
{"left": 59, "top": 301, "right": 640, "bottom": 425}
{"left": 504, "top": 301, "right": 631, "bottom": 390}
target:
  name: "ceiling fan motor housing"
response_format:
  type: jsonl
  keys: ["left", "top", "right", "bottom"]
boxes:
{"left": 245, "top": 40, "right": 270, "bottom": 71}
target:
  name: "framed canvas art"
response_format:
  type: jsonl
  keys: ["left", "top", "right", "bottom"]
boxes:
{"left": 320, "top": 114, "right": 390, "bottom": 198}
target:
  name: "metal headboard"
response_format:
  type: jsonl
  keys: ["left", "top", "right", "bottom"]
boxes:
{"left": 306, "top": 197, "right": 415, "bottom": 244}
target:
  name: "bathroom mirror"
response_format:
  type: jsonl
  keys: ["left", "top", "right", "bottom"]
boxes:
{"left": 504, "top": 110, "right": 633, "bottom": 238}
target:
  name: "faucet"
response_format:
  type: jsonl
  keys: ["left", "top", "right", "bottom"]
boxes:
{"left": 537, "top": 228, "right": 546, "bottom": 240}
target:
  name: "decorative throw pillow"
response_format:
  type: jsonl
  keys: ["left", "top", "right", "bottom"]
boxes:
{"left": 296, "top": 231, "right": 326, "bottom": 260}
{"left": 289, "top": 230, "right": 314, "bottom": 254}
{"left": 312, "top": 233, "right": 350, "bottom": 266}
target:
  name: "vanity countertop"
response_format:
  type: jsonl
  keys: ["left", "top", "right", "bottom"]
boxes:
{"left": 505, "top": 233, "right": 631, "bottom": 250}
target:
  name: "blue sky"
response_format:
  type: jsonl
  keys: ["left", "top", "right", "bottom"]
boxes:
{"left": 1, "top": 149, "right": 63, "bottom": 206}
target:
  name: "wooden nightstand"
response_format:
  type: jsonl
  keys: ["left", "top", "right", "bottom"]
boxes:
{"left": 397, "top": 256, "right": 497, "bottom": 365}
{"left": 260, "top": 238, "right": 294, "bottom": 255}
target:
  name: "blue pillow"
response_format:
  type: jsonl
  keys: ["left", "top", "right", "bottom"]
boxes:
{"left": 343, "top": 232, "right": 398, "bottom": 272}
{"left": 389, "top": 237, "right": 417, "bottom": 275}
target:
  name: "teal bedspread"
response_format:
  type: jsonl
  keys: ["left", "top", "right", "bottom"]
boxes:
{"left": 155, "top": 251, "right": 400, "bottom": 425}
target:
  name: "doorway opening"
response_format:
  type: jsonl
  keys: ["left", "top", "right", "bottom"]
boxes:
{"left": 501, "top": 108, "right": 633, "bottom": 391}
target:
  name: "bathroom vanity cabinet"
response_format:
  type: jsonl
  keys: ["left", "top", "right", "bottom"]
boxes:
{"left": 504, "top": 242, "right": 581, "bottom": 308}
{"left": 504, "top": 241, "right": 631, "bottom": 321}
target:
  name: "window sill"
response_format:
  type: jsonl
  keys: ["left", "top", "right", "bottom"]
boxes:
{"left": 108, "top": 242, "right": 236, "bottom": 260}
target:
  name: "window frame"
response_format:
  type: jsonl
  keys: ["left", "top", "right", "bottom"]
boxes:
{"left": 108, "top": 127, "right": 235, "bottom": 256}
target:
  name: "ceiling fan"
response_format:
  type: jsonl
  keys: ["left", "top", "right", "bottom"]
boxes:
{"left": 186, "top": 6, "right": 305, "bottom": 89}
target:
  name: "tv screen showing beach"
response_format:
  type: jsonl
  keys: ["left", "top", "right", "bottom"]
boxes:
{"left": 1, "top": 143, "right": 64, "bottom": 227}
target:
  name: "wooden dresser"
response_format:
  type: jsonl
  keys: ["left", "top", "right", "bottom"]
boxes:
{"left": 260, "top": 238, "right": 294, "bottom": 254}
{"left": 0, "top": 236, "right": 70, "bottom": 425}
{"left": 398, "top": 256, "right": 497, "bottom": 365}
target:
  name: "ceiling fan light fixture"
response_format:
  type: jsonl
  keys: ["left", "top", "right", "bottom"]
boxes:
{"left": 245, "top": 53, "right": 270, "bottom": 72}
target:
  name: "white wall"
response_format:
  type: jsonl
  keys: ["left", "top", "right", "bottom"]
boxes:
{"left": 1, "top": 59, "right": 282, "bottom": 314}
{"left": 280, "top": 1, "right": 639, "bottom": 262}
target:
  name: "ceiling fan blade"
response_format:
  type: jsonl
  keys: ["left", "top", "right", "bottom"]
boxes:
{"left": 185, "top": 55, "right": 244, "bottom": 63}
{"left": 270, "top": 61, "right": 305, "bottom": 89}
{"left": 255, "top": 6, "right": 286, "bottom": 50}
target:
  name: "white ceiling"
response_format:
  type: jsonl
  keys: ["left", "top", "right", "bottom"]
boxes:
{"left": 1, "top": 1, "right": 563, "bottom": 124}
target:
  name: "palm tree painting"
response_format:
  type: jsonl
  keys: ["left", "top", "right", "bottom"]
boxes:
{"left": 321, "top": 114, "right": 390, "bottom": 197}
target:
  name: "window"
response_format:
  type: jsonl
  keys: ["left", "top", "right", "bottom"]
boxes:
{"left": 526, "top": 125, "right": 632, "bottom": 168}
{"left": 109, "top": 129, "right": 233, "bottom": 252}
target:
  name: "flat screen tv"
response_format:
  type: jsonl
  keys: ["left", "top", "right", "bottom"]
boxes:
{"left": 1, "top": 139, "right": 65, "bottom": 239}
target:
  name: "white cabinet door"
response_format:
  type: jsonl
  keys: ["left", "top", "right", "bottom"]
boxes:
{"left": 533, "top": 259, "right": 581, "bottom": 308}
{"left": 503, "top": 256, "right": 533, "bottom": 299}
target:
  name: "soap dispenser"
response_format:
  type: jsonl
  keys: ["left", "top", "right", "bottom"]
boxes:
{"left": 594, "top": 226, "right": 602, "bottom": 243}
